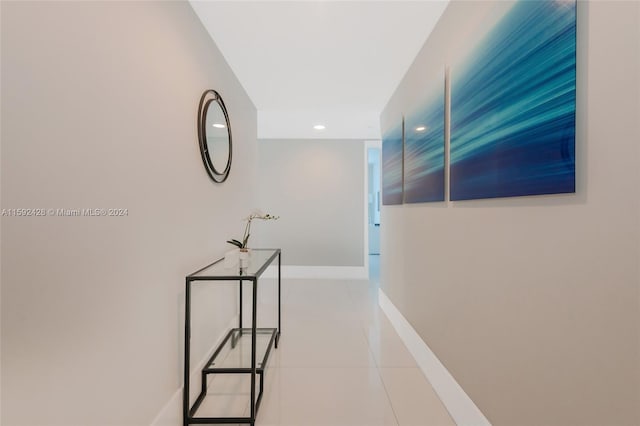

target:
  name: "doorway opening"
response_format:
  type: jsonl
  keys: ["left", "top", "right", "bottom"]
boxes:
{"left": 364, "top": 141, "right": 382, "bottom": 283}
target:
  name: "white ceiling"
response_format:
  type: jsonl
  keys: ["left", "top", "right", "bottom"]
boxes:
{"left": 190, "top": 1, "right": 449, "bottom": 140}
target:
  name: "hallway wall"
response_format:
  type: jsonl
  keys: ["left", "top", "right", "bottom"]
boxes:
{"left": 255, "top": 139, "right": 365, "bottom": 267}
{"left": 380, "top": 1, "right": 640, "bottom": 425}
{"left": 1, "top": 2, "right": 257, "bottom": 424}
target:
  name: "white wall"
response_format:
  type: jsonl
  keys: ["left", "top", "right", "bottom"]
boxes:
{"left": 0, "top": 2, "right": 3, "bottom": 419}
{"left": 381, "top": 1, "right": 640, "bottom": 425}
{"left": 255, "top": 139, "right": 364, "bottom": 267}
{"left": 1, "top": 2, "right": 256, "bottom": 425}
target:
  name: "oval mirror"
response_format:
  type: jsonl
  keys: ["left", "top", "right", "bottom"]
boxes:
{"left": 198, "top": 90, "right": 232, "bottom": 183}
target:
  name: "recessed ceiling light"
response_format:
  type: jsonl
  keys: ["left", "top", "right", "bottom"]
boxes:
{"left": 313, "top": 124, "right": 326, "bottom": 130}
{"left": 415, "top": 126, "right": 427, "bottom": 132}
{"left": 212, "top": 123, "right": 226, "bottom": 128}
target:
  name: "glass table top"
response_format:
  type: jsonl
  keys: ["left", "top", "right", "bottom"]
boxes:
{"left": 205, "top": 328, "right": 276, "bottom": 371}
{"left": 189, "top": 248, "right": 279, "bottom": 279}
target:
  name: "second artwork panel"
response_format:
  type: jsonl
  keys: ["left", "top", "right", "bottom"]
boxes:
{"left": 403, "top": 72, "right": 446, "bottom": 203}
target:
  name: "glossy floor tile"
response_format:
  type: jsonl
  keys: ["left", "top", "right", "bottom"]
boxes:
{"left": 258, "top": 368, "right": 398, "bottom": 426}
{"left": 208, "top": 263, "right": 454, "bottom": 426}
{"left": 379, "top": 368, "right": 455, "bottom": 426}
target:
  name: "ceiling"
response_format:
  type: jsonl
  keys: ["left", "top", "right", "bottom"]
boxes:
{"left": 190, "top": 1, "right": 449, "bottom": 140}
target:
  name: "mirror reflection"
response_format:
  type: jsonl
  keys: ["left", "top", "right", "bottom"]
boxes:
{"left": 205, "top": 101, "right": 230, "bottom": 173}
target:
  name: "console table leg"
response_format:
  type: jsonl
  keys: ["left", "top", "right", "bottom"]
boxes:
{"left": 250, "top": 278, "right": 257, "bottom": 421}
{"left": 183, "top": 278, "right": 191, "bottom": 426}
{"left": 239, "top": 278, "right": 243, "bottom": 330}
{"left": 277, "top": 252, "right": 281, "bottom": 348}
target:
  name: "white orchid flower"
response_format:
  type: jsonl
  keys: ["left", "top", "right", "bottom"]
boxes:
{"left": 228, "top": 210, "right": 280, "bottom": 249}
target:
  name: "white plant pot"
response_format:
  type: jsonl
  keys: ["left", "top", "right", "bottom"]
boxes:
{"left": 224, "top": 248, "right": 240, "bottom": 269}
{"left": 239, "top": 249, "right": 250, "bottom": 268}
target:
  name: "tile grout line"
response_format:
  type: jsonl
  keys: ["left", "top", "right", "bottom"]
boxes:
{"left": 375, "top": 366, "right": 402, "bottom": 426}
{"left": 356, "top": 281, "right": 402, "bottom": 426}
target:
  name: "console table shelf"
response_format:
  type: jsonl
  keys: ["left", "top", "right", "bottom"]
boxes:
{"left": 183, "top": 249, "right": 281, "bottom": 426}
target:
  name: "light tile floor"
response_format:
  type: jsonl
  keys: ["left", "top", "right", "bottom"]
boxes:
{"left": 200, "top": 256, "right": 455, "bottom": 426}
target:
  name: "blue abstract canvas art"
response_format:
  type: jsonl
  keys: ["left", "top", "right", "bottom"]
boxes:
{"left": 450, "top": 0, "right": 576, "bottom": 201}
{"left": 382, "top": 121, "right": 403, "bottom": 205}
{"left": 404, "top": 76, "right": 445, "bottom": 203}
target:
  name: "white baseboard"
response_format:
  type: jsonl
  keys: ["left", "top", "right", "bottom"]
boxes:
{"left": 262, "top": 265, "right": 367, "bottom": 280}
{"left": 378, "top": 289, "right": 491, "bottom": 426}
{"left": 150, "top": 315, "right": 239, "bottom": 426}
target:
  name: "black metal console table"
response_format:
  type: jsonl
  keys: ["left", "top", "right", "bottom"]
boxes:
{"left": 183, "top": 248, "right": 281, "bottom": 426}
